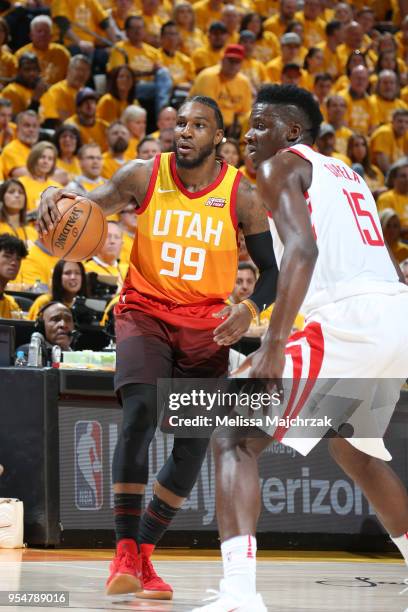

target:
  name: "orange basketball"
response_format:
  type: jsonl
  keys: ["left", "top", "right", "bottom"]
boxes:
{"left": 43, "top": 197, "right": 107, "bottom": 262}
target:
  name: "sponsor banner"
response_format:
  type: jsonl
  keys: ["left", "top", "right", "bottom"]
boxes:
{"left": 59, "top": 396, "right": 408, "bottom": 532}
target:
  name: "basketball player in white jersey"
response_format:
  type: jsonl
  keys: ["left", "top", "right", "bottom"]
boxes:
{"left": 192, "top": 85, "right": 408, "bottom": 611}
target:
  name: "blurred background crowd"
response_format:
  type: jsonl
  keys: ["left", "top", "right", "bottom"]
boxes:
{"left": 0, "top": 0, "right": 408, "bottom": 352}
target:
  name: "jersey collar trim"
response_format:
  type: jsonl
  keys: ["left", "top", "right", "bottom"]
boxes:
{"left": 169, "top": 152, "right": 228, "bottom": 199}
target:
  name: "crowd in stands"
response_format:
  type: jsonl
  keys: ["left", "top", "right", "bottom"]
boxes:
{"left": 0, "top": 0, "right": 407, "bottom": 344}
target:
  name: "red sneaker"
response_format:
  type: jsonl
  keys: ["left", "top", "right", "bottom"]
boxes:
{"left": 136, "top": 543, "right": 173, "bottom": 600}
{"left": 105, "top": 539, "right": 143, "bottom": 596}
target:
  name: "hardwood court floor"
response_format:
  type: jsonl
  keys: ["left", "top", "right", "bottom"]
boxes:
{"left": 0, "top": 549, "right": 407, "bottom": 611}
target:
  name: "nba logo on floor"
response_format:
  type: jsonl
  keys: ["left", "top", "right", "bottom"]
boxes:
{"left": 74, "top": 420, "right": 103, "bottom": 510}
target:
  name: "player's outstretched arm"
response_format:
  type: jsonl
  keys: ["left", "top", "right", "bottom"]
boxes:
{"left": 233, "top": 152, "right": 317, "bottom": 379}
{"left": 214, "top": 178, "right": 278, "bottom": 346}
{"left": 38, "top": 158, "right": 154, "bottom": 235}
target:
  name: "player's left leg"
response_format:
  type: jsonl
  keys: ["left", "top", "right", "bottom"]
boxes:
{"left": 136, "top": 320, "right": 230, "bottom": 600}
{"left": 192, "top": 430, "right": 272, "bottom": 612}
{"left": 329, "top": 437, "right": 408, "bottom": 561}
{"left": 136, "top": 436, "right": 211, "bottom": 599}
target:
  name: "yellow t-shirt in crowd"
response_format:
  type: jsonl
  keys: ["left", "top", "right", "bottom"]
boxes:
{"left": 56, "top": 156, "right": 81, "bottom": 181}
{"left": 64, "top": 115, "right": 109, "bottom": 152}
{"left": 96, "top": 94, "right": 131, "bottom": 124}
{"left": 333, "top": 125, "right": 354, "bottom": 157}
{"left": 40, "top": 80, "right": 78, "bottom": 122}
{"left": 120, "top": 231, "right": 135, "bottom": 265}
{"left": 0, "top": 222, "right": 37, "bottom": 244}
{"left": 370, "top": 123, "right": 408, "bottom": 165}
{"left": 392, "top": 241, "right": 408, "bottom": 263}
{"left": 84, "top": 257, "right": 128, "bottom": 287}
{"left": 377, "top": 190, "right": 408, "bottom": 227}
{"left": 193, "top": 0, "right": 222, "bottom": 31}
{"left": 338, "top": 90, "right": 378, "bottom": 135}
{"left": 369, "top": 95, "right": 408, "bottom": 126}
{"left": 364, "top": 166, "right": 384, "bottom": 194}
{"left": 192, "top": 44, "right": 224, "bottom": 74}
{"left": 0, "top": 139, "right": 31, "bottom": 178}
{"left": 0, "top": 293, "right": 21, "bottom": 319}
{"left": 294, "top": 11, "right": 326, "bottom": 47}
{"left": 15, "top": 43, "right": 70, "bottom": 85}
{"left": 157, "top": 49, "right": 195, "bottom": 86}
{"left": 264, "top": 14, "right": 290, "bottom": 39}
{"left": 316, "top": 40, "right": 341, "bottom": 79}
{"left": 27, "top": 293, "right": 52, "bottom": 320}
{"left": 107, "top": 41, "right": 160, "bottom": 80}
{"left": 189, "top": 65, "right": 252, "bottom": 127}
{"left": 101, "top": 152, "right": 127, "bottom": 179}
{"left": 0, "top": 121, "right": 16, "bottom": 153}
{"left": 238, "top": 165, "right": 256, "bottom": 184}
{"left": 14, "top": 241, "right": 59, "bottom": 289}
{"left": 1, "top": 82, "right": 33, "bottom": 115}
{"left": 26, "top": 293, "right": 76, "bottom": 320}
{"left": 0, "top": 48, "right": 17, "bottom": 80}
{"left": 241, "top": 58, "right": 268, "bottom": 92}
{"left": 178, "top": 27, "right": 206, "bottom": 57}
{"left": 124, "top": 136, "right": 140, "bottom": 161}
{"left": 52, "top": 0, "right": 108, "bottom": 44}
{"left": 252, "top": 32, "right": 280, "bottom": 64}
{"left": 18, "top": 176, "right": 63, "bottom": 212}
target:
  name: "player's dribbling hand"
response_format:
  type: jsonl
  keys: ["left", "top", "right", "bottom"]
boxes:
{"left": 38, "top": 188, "right": 76, "bottom": 235}
{"left": 213, "top": 304, "right": 253, "bottom": 346}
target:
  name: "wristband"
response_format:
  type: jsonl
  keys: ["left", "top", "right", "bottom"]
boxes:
{"left": 241, "top": 299, "right": 259, "bottom": 320}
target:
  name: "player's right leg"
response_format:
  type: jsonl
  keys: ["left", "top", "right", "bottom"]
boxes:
{"left": 192, "top": 428, "right": 272, "bottom": 611}
{"left": 107, "top": 310, "right": 173, "bottom": 596}
{"left": 106, "top": 382, "right": 158, "bottom": 596}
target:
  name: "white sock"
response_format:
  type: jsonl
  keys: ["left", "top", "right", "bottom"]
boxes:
{"left": 221, "top": 535, "right": 257, "bottom": 600}
{"left": 391, "top": 532, "right": 408, "bottom": 565}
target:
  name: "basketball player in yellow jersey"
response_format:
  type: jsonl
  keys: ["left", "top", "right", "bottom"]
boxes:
{"left": 38, "top": 96, "right": 278, "bottom": 601}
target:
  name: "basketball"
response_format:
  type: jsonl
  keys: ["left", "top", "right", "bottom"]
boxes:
{"left": 43, "top": 197, "right": 107, "bottom": 262}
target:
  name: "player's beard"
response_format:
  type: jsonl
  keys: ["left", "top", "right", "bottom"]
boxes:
{"left": 175, "top": 142, "right": 214, "bottom": 169}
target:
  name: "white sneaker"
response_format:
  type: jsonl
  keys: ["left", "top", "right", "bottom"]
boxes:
{"left": 191, "top": 580, "right": 267, "bottom": 611}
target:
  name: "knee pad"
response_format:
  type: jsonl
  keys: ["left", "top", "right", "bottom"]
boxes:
{"left": 157, "top": 438, "right": 210, "bottom": 498}
{"left": 112, "top": 383, "right": 157, "bottom": 484}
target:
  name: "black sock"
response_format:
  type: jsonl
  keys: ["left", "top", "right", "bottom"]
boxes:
{"left": 114, "top": 493, "right": 143, "bottom": 545}
{"left": 138, "top": 494, "right": 179, "bottom": 545}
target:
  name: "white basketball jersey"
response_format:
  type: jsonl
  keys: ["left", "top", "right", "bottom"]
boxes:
{"left": 268, "top": 144, "right": 406, "bottom": 316}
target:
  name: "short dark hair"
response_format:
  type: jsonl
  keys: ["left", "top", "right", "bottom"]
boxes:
{"left": 161, "top": 20, "right": 177, "bottom": 37}
{"left": 325, "top": 19, "right": 342, "bottom": 37}
{"left": 53, "top": 124, "right": 82, "bottom": 157}
{"left": 314, "top": 72, "right": 333, "bottom": 85}
{"left": 18, "top": 52, "right": 39, "bottom": 68}
{"left": 137, "top": 135, "right": 160, "bottom": 153}
{"left": 125, "top": 14, "right": 143, "bottom": 30}
{"left": 255, "top": 84, "right": 323, "bottom": 143}
{"left": 393, "top": 108, "right": 408, "bottom": 120}
{"left": 181, "top": 96, "right": 224, "bottom": 131}
{"left": 238, "top": 261, "right": 257, "bottom": 276}
{"left": 0, "top": 233, "right": 28, "bottom": 258}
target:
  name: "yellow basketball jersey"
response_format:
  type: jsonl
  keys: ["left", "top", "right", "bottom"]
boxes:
{"left": 123, "top": 152, "right": 240, "bottom": 306}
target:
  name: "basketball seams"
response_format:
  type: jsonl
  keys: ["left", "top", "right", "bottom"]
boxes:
{"left": 61, "top": 200, "right": 93, "bottom": 261}
{"left": 46, "top": 198, "right": 107, "bottom": 262}
{"left": 81, "top": 205, "right": 107, "bottom": 261}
